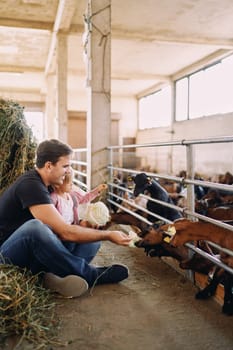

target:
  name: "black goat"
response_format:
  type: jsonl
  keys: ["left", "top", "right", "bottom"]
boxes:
{"left": 133, "top": 173, "right": 182, "bottom": 222}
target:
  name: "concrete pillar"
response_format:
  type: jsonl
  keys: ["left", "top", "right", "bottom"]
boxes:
{"left": 56, "top": 33, "right": 68, "bottom": 143}
{"left": 169, "top": 81, "right": 176, "bottom": 173}
{"left": 45, "top": 73, "right": 58, "bottom": 139}
{"left": 85, "top": 0, "right": 111, "bottom": 189}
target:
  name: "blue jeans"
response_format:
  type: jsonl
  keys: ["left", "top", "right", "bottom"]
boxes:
{"left": 0, "top": 219, "right": 101, "bottom": 286}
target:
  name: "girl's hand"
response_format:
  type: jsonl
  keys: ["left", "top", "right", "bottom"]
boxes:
{"left": 97, "top": 184, "right": 108, "bottom": 193}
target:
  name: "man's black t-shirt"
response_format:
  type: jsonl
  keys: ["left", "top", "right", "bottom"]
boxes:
{"left": 0, "top": 169, "right": 52, "bottom": 244}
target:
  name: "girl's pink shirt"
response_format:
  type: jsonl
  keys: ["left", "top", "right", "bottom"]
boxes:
{"left": 51, "top": 186, "right": 100, "bottom": 224}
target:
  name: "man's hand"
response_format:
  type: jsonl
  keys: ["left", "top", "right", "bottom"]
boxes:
{"left": 107, "top": 230, "right": 132, "bottom": 246}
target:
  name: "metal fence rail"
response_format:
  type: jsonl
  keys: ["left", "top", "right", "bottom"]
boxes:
{"left": 72, "top": 137, "right": 233, "bottom": 277}
{"left": 107, "top": 136, "right": 233, "bottom": 277}
{"left": 72, "top": 148, "right": 88, "bottom": 190}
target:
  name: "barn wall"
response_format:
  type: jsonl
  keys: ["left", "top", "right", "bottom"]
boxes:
{"left": 68, "top": 93, "right": 137, "bottom": 144}
{"left": 136, "top": 113, "right": 233, "bottom": 177}
{"left": 111, "top": 96, "right": 138, "bottom": 142}
{"left": 68, "top": 112, "right": 86, "bottom": 148}
{"left": 63, "top": 92, "right": 233, "bottom": 178}
{"left": 68, "top": 91, "right": 87, "bottom": 111}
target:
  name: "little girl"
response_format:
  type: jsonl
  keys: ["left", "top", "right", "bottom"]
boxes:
{"left": 51, "top": 172, "right": 108, "bottom": 227}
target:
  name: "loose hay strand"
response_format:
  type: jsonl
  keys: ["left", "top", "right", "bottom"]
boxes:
{"left": 0, "top": 264, "right": 63, "bottom": 348}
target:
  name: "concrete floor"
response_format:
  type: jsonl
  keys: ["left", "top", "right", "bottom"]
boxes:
{"left": 3, "top": 225, "right": 233, "bottom": 350}
{"left": 54, "top": 233, "right": 233, "bottom": 350}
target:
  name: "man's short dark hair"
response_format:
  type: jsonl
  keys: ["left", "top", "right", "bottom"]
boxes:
{"left": 36, "top": 139, "right": 73, "bottom": 168}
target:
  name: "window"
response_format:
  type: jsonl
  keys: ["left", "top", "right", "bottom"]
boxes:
{"left": 138, "top": 86, "right": 171, "bottom": 129}
{"left": 24, "top": 111, "right": 44, "bottom": 142}
{"left": 220, "top": 54, "right": 233, "bottom": 113}
{"left": 175, "top": 53, "right": 233, "bottom": 121}
{"left": 175, "top": 77, "right": 188, "bottom": 121}
{"left": 189, "top": 69, "right": 205, "bottom": 119}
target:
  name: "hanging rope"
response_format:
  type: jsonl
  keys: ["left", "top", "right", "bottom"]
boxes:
{"left": 83, "top": 2, "right": 111, "bottom": 102}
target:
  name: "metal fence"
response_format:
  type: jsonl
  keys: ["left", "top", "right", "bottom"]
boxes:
{"left": 73, "top": 136, "right": 233, "bottom": 277}
{"left": 72, "top": 147, "right": 88, "bottom": 190}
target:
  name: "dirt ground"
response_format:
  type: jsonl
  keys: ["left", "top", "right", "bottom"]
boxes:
{"left": 3, "top": 224, "right": 233, "bottom": 350}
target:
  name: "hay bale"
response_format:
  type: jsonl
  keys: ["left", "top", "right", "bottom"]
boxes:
{"left": 0, "top": 98, "right": 37, "bottom": 194}
{"left": 0, "top": 264, "right": 62, "bottom": 348}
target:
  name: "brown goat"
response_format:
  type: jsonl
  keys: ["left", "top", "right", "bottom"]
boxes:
{"left": 138, "top": 219, "right": 233, "bottom": 315}
{"left": 164, "top": 219, "right": 233, "bottom": 251}
{"left": 205, "top": 206, "right": 233, "bottom": 220}
{"left": 195, "top": 203, "right": 233, "bottom": 220}
{"left": 164, "top": 218, "right": 233, "bottom": 269}
{"left": 136, "top": 225, "right": 216, "bottom": 275}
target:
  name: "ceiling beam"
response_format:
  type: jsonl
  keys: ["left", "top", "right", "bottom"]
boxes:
{"left": 0, "top": 65, "right": 170, "bottom": 82}
{"left": 2, "top": 20, "right": 232, "bottom": 48}
{"left": 135, "top": 49, "right": 233, "bottom": 98}
{"left": 0, "top": 65, "right": 44, "bottom": 73}
{"left": 172, "top": 49, "right": 233, "bottom": 80}
{"left": 0, "top": 19, "right": 83, "bottom": 33}
{"left": 0, "top": 86, "right": 42, "bottom": 94}
{"left": 44, "top": 0, "right": 78, "bottom": 75}
{"left": 136, "top": 81, "right": 171, "bottom": 99}
{"left": 112, "top": 28, "right": 233, "bottom": 49}
{"left": 112, "top": 72, "right": 170, "bottom": 81}
{"left": 0, "top": 18, "right": 53, "bottom": 30}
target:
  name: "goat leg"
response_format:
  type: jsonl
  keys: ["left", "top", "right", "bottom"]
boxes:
{"left": 195, "top": 268, "right": 223, "bottom": 300}
{"left": 222, "top": 272, "right": 233, "bottom": 316}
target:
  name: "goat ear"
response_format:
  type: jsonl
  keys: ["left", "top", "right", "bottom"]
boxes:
{"left": 147, "top": 176, "right": 152, "bottom": 184}
{"left": 167, "top": 225, "right": 176, "bottom": 236}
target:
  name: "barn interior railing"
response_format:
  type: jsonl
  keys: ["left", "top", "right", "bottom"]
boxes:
{"left": 72, "top": 147, "right": 88, "bottom": 190}
{"left": 72, "top": 136, "right": 233, "bottom": 279}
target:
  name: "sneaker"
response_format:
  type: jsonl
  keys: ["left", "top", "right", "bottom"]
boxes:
{"left": 95, "top": 264, "right": 129, "bottom": 285}
{"left": 43, "top": 273, "right": 88, "bottom": 298}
